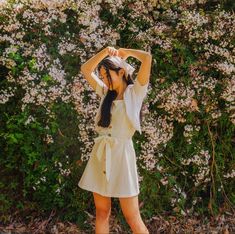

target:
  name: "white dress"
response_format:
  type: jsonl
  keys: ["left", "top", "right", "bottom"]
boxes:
{"left": 78, "top": 78, "right": 149, "bottom": 198}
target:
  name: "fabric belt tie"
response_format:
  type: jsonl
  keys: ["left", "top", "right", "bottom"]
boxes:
{"left": 91, "top": 134, "right": 118, "bottom": 182}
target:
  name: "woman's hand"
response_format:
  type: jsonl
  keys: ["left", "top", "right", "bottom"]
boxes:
{"left": 107, "top": 46, "right": 118, "bottom": 56}
{"left": 117, "top": 48, "right": 129, "bottom": 60}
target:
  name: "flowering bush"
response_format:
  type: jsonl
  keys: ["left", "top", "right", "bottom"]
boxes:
{"left": 0, "top": 0, "right": 234, "bottom": 228}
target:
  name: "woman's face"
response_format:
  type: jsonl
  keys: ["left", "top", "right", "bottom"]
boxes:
{"left": 99, "top": 65, "right": 125, "bottom": 90}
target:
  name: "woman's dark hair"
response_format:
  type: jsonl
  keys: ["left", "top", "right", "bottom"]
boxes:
{"left": 97, "top": 57, "right": 143, "bottom": 128}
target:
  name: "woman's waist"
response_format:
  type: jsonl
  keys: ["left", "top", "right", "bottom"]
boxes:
{"left": 97, "top": 132, "right": 133, "bottom": 141}
{"left": 95, "top": 127, "right": 134, "bottom": 139}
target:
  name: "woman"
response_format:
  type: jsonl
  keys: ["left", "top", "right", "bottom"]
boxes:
{"left": 78, "top": 46, "right": 152, "bottom": 234}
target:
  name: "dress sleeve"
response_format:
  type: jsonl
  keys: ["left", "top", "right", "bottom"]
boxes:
{"left": 123, "top": 78, "right": 149, "bottom": 134}
{"left": 132, "top": 78, "right": 149, "bottom": 101}
{"left": 95, "top": 79, "right": 108, "bottom": 97}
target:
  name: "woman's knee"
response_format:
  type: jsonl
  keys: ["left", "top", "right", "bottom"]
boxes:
{"left": 124, "top": 210, "right": 141, "bottom": 224}
{"left": 96, "top": 207, "right": 111, "bottom": 220}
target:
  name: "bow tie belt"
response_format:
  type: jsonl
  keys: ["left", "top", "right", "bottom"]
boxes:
{"left": 91, "top": 134, "right": 132, "bottom": 182}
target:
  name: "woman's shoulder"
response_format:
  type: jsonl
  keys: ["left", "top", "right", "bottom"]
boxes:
{"left": 125, "top": 79, "right": 149, "bottom": 101}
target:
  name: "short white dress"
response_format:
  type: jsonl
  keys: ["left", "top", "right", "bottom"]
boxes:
{"left": 78, "top": 77, "right": 149, "bottom": 198}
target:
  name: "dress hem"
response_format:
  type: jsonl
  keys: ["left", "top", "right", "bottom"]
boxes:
{"left": 78, "top": 184, "right": 140, "bottom": 198}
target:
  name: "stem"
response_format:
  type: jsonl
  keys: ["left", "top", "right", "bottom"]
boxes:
{"left": 206, "top": 120, "right": 216, "bottom": 215}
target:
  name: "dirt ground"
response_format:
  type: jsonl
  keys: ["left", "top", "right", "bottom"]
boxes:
{"left": 0, "top": 210, "right": 234, "bottom": 234}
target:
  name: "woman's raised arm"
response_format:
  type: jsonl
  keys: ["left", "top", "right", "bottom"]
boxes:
{"left": 118, "top": 48, "right": 152, "bottom": 86}
{"left": 80, "top": 47, "right": 109, "bottom": 91}
{"left": 80, "top": 47, "right": 119, "bottom": 91}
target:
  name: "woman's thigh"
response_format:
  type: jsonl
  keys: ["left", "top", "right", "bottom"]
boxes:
{"left": 93, "top": 192, "right": 112, "bottom": 215}
{"left": 118, "top": 195, "right": 140, "bottom": 219}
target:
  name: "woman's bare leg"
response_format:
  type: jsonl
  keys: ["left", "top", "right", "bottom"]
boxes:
{"left": 93, "top": 192, "right": 112, "bottom": 234}
{"left": 119, "top": 195, "right": 149, "bottom": 234}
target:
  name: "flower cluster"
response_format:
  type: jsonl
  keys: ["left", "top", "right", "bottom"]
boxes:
{"left": 54, "top": 158, "right": 71, "bottom": 178}
{"left": 223, "top": 169, "right": 235, "bottom": 179}
{"left": 154, "top": 82, "right": 198, "bottom": 123}
{"left": 183, "top": 124, "right": 201, "bottom": 144}
{"left": 139, "top": 104, "right": 174, "bottom": 171}
{"left": 181, "top": 149, "right": 211, "bottom": 187}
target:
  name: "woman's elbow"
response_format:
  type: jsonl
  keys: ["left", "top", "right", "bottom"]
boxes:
{"left": 146, "top": 53, "right": 152, "bottom": 60}
{"left": 142, "top": 53, "right": 152, "bottom": 64}
{"left": 80, "top": 65, "right": 89, "bottom": 74}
